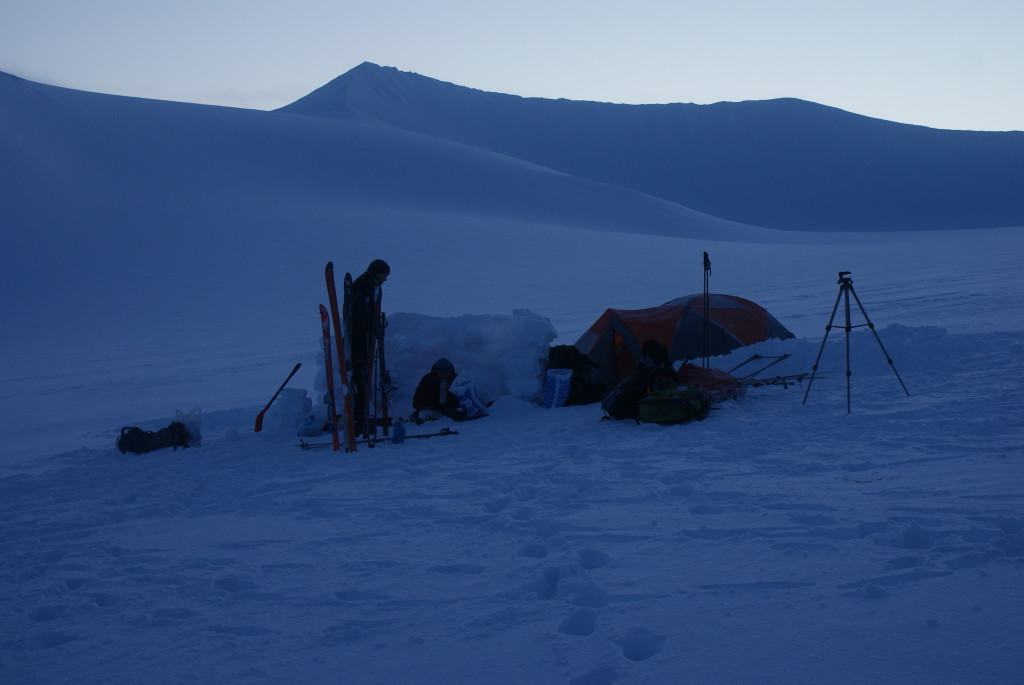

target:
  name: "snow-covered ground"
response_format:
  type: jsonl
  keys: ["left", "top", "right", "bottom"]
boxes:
{"left": 1, "top": 71, "right": 1022, "bottom": 684}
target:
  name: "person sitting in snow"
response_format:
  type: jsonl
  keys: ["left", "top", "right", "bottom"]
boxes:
{"left": 411, "top": 358, "right": 488, "bottom": 424}
{"left": 411, "top": 358, "right": 464, "bottom": 423}
{"left": 601, "top": 339, "right": 676, "bottom": 420}
{"left": 639, "top": 338, "right": 676, "bottom": 389}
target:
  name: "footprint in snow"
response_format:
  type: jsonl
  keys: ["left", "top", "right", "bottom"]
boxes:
{"left": 615, "top": 627, "right": 665, "bottom": 661}
{"left": 506, "top": 565, "right": 576, "bottom": 601}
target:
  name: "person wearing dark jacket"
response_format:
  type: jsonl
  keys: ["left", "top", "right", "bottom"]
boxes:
{"left": 411, "top": 358, "right": 465, "bottom": 423}
{"left": 601, "top": 339, "right": 676, "bottom": 420}
{"left": 350, "top": 259, "right": 390, "bottom": 433}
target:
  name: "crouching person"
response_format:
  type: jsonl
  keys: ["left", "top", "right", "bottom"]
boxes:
{"left": 411, "top": 358, "right": 488, "bottom": 424}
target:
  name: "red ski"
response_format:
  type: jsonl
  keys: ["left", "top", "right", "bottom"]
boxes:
{"left": 326, "top": 262, "right": 357, "bottom": 452}
{"left": 319, "top": 305, "right": 341, "bottom": 451}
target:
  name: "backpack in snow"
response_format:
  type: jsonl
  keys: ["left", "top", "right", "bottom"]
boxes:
{"left": 117, "top": 421, "right": 190, "bottom": 454}
{"left": 601, "top": 364, "right": 662, "bottom": 420}
{"left": 637, "top": 383, "right": 711, "bottom": 425}
{"left": 601, "top": 339, "right": 677, "bottom": 420}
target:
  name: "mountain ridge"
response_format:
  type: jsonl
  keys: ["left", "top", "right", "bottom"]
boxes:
{"left": 280, "top": 62, "right": 1024, "bottom": 232}
{"left": 0, "top": 67, "right": 776, "bottom": 296}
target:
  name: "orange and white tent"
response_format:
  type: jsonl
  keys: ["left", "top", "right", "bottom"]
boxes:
{"left": 574, "top": 294, "right": 794, "bottom": 389}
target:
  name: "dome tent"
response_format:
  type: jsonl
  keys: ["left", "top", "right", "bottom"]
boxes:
{"left": 574, "top": 294, "right": 794, "bottom": 391}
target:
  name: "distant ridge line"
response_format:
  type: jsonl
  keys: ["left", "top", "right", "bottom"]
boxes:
{"left": 280, "top": 62, "right": 1024, "bottom": 232}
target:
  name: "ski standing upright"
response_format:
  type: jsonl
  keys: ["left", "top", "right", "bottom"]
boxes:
{"left": 326, "top": 262, "right": 357, "bottom": 452}
{"left": 319, "top": 305, "right": 341, "bottom": 451}
{"left": 378, "top": 312, "right": 392, "bottom": 438}
{"left": 343, "top": 271, "right": 366, "bottom": 439}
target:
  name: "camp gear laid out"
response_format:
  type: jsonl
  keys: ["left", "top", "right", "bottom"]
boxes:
{"left": 117, "top": 408, "right": 202, "bottom": 454}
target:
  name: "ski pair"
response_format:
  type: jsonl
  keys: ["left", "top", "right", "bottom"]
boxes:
{"left": 321, "top": 262, "right": 357, "bottom": 452}
{"left": 320, "top": 260, "right": 393, "bottom": 451}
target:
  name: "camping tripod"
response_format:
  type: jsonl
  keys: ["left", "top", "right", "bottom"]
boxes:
{"left": 802, "top": 271, "right": 909, "bottom": 413}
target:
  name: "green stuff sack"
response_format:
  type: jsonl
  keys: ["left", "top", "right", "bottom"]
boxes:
{"left": 637, "top": 383, "right": 711, "bottom": 425}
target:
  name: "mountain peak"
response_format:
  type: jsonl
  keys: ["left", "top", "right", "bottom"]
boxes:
{"left": 277, "top": 62, "right": 463, "bottom": 119}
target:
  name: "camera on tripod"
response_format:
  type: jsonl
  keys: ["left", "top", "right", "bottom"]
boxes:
{"left": 803, "top": 271, "right": 909, "bottom": 413}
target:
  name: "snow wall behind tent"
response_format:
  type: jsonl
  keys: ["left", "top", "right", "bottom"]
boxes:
{"left": 575, "top": 294, "right": 795, "bottom": 391}
{"left": 303, "top": 309, "right": 557, "bottom": 425}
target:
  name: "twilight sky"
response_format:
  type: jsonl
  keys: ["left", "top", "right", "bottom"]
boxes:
{"left": 1, "top": 0, "right": 1020, "bottom": 131}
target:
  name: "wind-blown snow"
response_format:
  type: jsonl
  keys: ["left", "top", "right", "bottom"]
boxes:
{"left": 0, "top": 70, "right": 1021, "bottom": 684}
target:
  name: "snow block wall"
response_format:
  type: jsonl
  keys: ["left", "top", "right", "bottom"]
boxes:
{"left": 385, "top": 309, "right": 557, "bottom": 414}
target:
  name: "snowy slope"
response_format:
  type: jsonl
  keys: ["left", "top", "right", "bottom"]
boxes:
{"left": 0, "top": 71, "right": 1022, "bottom": 684}
{"left": 0, "top": 69, "right": 781, "bottom": 462}
{"left": 280, "top": 62, "right": 1024, "bottom": 232}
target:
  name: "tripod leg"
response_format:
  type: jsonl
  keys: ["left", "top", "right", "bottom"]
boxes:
{"left": 843, "top": 284, "right": 852, "bottom": 414}
{"left": 848, "top": 286, "right": 910, "bottom": 397}
{"left": 802, "top": 287, "right": 844, "bottom": 404}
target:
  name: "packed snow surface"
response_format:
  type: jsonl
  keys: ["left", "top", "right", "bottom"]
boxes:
{"left": 0, "top": 71, "right": 1022, "bottom": 684}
